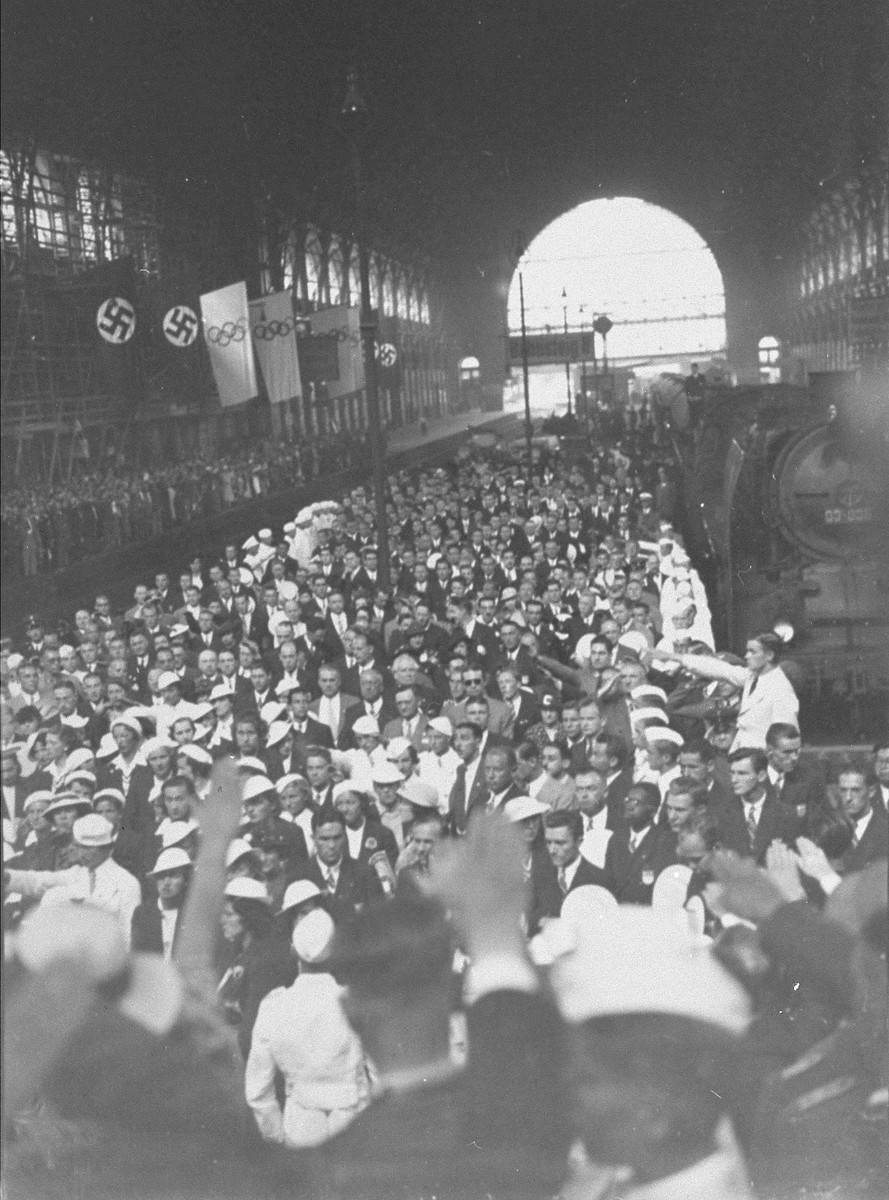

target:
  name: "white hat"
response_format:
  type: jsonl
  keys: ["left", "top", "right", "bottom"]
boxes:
{"left": 275, "top": 679, "right": 300, "bottom": 698}
{"left": 630, "top": 685, "right": 668, "bottom": 704}
{"left": 574, "top": 633, "right": 597, "bottom": 664}
{"left": 168, "top": 624, "right": 190, "bottom": 640}
{"left": 148, "top": 847, "right": 192, "bottom": 875}
{"left": 371, "top": 761, "right": 405, "bottom": 785}
{"left": 399, "top": 777, "right": 439, "bottom": 810}
{"left": 242, "top": 775, "right": 277, "bottom": 802}
{"left": 237, "top": 755, "right": 267, "bottom": 775}
{"left": 265, "top": 721, "right": 292, "bottom": 748}
{"left": 238, "top": 567, "right": 255, "bottom": 586}
{"left": 385, "top": 736, "right": 412, "bottom": 760}
{"left": 632, "top": 706, "right": 669, "bottom": 726}
{"left": 645, "top": 726, "right": 684, "bottom": 747}
{"left": 65, "top": 747, "right": 96, "bottom": 772}
{"left": 61, "top": 713, "right": 89, "bottom": 729}
{"left": 161, "top": 819, "right": 199, "bottom": 848}
{"left": 283, "top": 522, "right": 296, "bottom": 534}
{"left": 157, "top": 671, "right": 182, "bottom": 691}
{"left": 295, "top": 508, "right": 314, "bottom": 526}
{"left": 93, "top": 787, "right": 127, "bottom": 809}
{"left": 72, "top": 813, "right": 115, "bottom": 847}
{"left": 428, "top": 716, "right": 453, "bottom": 738}
{"left": 109, "top": 712, "right": 143, "bottom": 736}
{"left": 291, "top": 907, "right": 334, "bottom": 963}
{"left": 210, "top": 684, "right": 234, "bottom": 702}
{"left": 258, "top": 528, "right": 273, "bottom": 540}
{"left": 96, "top": 733, "right": 119, "bottom": 761}
{"left": 504, "top": 796, "right": 549, "bottom": 823}
{"left": 7, "top": 653, "right": 24, "bottom": 671}
{"left": 142, "top": 736, "right": 176, "bottom": 758}
{"left": 260, "top": 701, "right": 287, "bottom": 725}
{"left": 275, "top": 772, "right": 307, "bottom": 793}
{"left": 190, "top": 702, "right": 214, "bottom": 721}
{"left": 22, "top": 789, "right": 54, "bottom": 811}
{"left": 332, "top": 779, "right": 367, "bottom": 802}
{"left": 225, "top": 837, "right": 257, "bottom": 868}
{"left": 617, "top": 631, "right": 650, "bottom": 656}
{"left": 224, "top": 877, "right": 270, "bottom": 904}
{"left": 44, "top": 792, "right": 92, "bottom": 819}
{"left": 177, "top": 743, "right": 213, "bottom": 767}
{"left": 127, "top": 705, "right": 158, "bottom": 726}
{"left": 549, "top": 906, "right": 750, "bottom": 1034}
{"left": 242, "top": 535, "right": 259, "bottom": 551}
{"left": 352, "top": 715, "right": 380, "bottom": 737}
{"left": 281, "top": 879, "right": 323, "bottom": 913}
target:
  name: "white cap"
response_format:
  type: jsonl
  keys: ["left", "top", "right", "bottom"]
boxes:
{"left": 168, "top": 624, "right": 190, "bottom": 640}
{"left": 242, "top": 536, "right": 259, "bottom": 551}
{"left": 7, "top": 653, "right": 24, "bottom": 671}
{"left": 224, "top": 877, "right": 270, "bottom": 904}
{"left": 225, "top": 837, "right": 257, "bottom": 867}
{"left": 190, "top": 702, "right": 214, "bottom": 721}
{"left": 283, "top": 522, "right": 296, "bottom": 534}
{"left": 371, "top": 761, "right": 404, "bottom": 785}
{"left": 291, "top": 907, "right": 335, "bottom": 963}
{"left": 237, "top": 755, "right": 267, "bottom": 775}
{"left": 238, "top": 567, "right": 255, "bottom": 586}
{"left": 148, "top": 847, "right": 192, "bottom": 875}
{"left": 210, "top": 684, "right": 233, "bottom": 702}
{"left": 281, "top": 879, "right": 323, "bottom": 913}
{"left": 177, "top": 743, "right": 213, "bottom": 767}
{"left": 399, "top": 777, "right": 439, "bottom": 810}
{"left": 549, "top": 906, "right": 750, "bottom": 1034}
{"left": 161, "top": 819, "right": 199, "bottom": 848}
{"left": 265, "top": 721, "right": 292, "bottom": 748}
{"left": 72, "top": 813, "right": 115, "bottom": 847}
{"left": 242, "top": 775, "right": 277, "bottom": 802}
{"left": 617, "top": 631, "right": 650, "bottom": 656}
{"left": 385, "top": 736, "right": 412, "bottom": 760}
{"left": 332, "top": 779, "right": 367, "bottom": 801}
{"left": 275, "top": 772, "right": 307, "bottom": 793}
{"left": 260, "top": 701, "right": 287, "bottom": 725}
{"left": 142, "top": 736, "right": 176, "bottom": 757}
{"left": 630, "top": 685, "right": 668, "bottom": 704}
{"left": 157, "top": 671, "right": 181, "bottom": 691}
{"left": 93, "top": 787, "right": 127, "bottom": 808}
{"left": 352, "top": 715, "right": 380, "bottom": 737}
{"left": 61, "top": 713, "right": 89, "bottom": 729}
{"left": 504, "top": 796, "right": 549, "bottom": 823}
{"left": 428, "top": 716, "right": 453, "bottom": 738}
{"left": 65, "top": 747, "right": 96, "bottom": 772}
{"left": 258, "top": 528, "right": 273, "bottom": 540}
{"left": 109, "top": 712, "right": 143, "bottom": 736}
{"left": 574, "top": 633, "right": 597, "bottom": 664}
{"left": 275, "top": 679, "right": 299, "bottom": 698}
{"left": 632, "top": 707, "right": 669, "bottom": 726}
{"left": 645, "top": 726, "right": 684, "bottom": 747}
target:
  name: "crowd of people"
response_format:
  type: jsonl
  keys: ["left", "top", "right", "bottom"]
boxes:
{"left": 2, "top": 411, "right": 886, "bottom": 1200}
{"left": 0, "top": 427, "right": 366, "bottom": 578}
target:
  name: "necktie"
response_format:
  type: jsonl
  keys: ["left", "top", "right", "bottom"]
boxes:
{"left": 453, "top": 765, "right": 467, "bottom": 829}
{"left": 558, "top": 866, "right": 568, "bottom": 895}
{"left": 745, "top": 803, "right": 758, "bottom": 842}
{"left": 324, "top": 868, "right": 337, "bottom": 893}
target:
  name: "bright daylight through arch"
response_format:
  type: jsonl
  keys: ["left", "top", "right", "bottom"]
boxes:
{"left": 508, "top": 197, "right": 726, "bottom": 365}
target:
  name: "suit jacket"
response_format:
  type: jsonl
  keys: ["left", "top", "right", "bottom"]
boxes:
{"left": 382, "top": 713, "right": 430, "bottom": 751}
{"left": 502, "top": 693, "right": 542, "bottom": 745}
{"left": 530, "top": 852, "right": 606, "bottom": 932}
{"left": 600, "top": 825, "right": 678, "bottom": 905}
{"left": 97, "top": 762, "right": 155, "bottom": 838}
{"left": 291, "top": 855, "right": 384, "bottom": 925}
{"left": 319, "top": 988, "right": 569, "bottom": 1200}
{"left": 710, "top": 793, "right": 800, "bottom": 863}
{"left": 841, "top": 803, "right": 888, "bottom": 874}
{"left": 131, "top": 899, "right": 182, "bottom": 957}
{"left": 347, "top": 819, "right": 400, "bottom": 870}
{"left": 288, "top": 716, "right": 336, "bottom": 767}
{"left": 339, "top": 702, "right": 399, "bottom": 749}
{"left": 309, "top": 694, "right": 360, "bottom": 747}
{"left": 768, "top": 764, "right": 827, "bottom": 820}
{"left": 448, "top": 759, "right": 488, "bottom": 835}
{"left": 466, "top": 781, "right": 525, "bottom": 823}
{"left": 215, "top": 674, "right": 257, "bottom": 713}
{"left": 2, "top": 780, "right": 31, "bottom": 824}
{"left": 604, "top": 769, "right": 633, "bottom": 830}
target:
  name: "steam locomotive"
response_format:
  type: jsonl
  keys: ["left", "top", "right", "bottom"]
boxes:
{"left": 678, "top": 383, "right": 888, "bottom": 742}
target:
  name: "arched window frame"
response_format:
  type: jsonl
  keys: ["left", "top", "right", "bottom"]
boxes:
{"left": 305, "top": 228, "right": 323, "bottom": 307}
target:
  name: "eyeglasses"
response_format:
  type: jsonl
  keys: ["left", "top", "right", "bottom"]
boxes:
{"left": 463, "top": 677, "right": 483, "bottom": 684}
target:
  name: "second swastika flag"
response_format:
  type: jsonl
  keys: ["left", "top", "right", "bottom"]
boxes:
{"left": 200, "top": 282, "right": 258, "bottom": 407}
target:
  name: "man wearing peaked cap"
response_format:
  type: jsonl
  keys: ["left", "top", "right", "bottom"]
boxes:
{"left": 7, "top": 813, "right": 142, "bottom": 947}
{"left": 548, "top": 906, "right": 753, "bottom": 1200}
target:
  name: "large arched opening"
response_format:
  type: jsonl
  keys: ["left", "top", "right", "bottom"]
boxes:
{"left": 506, "top": 197, "right": 728, "bottom": 415}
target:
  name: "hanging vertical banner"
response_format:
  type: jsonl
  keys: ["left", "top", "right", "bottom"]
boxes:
{"left": 309, "top": 305, "right": 364, "bottom": 399}
{"left": 200, "top": 282, "right": 258, "bottom": 406}
{"left": 248, "top": 289, "right": 303, "bottom": 405}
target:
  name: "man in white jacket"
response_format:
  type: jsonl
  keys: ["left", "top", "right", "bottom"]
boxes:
{"left": 244, "top": 903, "right": 370, "bottom": 1148}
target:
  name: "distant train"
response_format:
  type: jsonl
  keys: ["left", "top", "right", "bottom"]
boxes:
{"left": 678, "top": 384, "right": 888, "bottom": 742}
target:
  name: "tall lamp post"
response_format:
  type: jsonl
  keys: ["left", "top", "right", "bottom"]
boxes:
{"left": 593, "top": 314, "right": 613, "bottom": 409}
{"left": 514, "top": 233, "right": 534, "bottom": 474}
{"left": 578, "top": 303, "right": 589, "bottom": 436}
{"left": 561, "top": 287, "right": 573, "bottom": 415}
{"left": 342, "top": 68, "right": 390, "bottom": 589}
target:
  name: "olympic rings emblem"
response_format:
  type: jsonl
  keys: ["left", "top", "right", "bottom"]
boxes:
{"left": 207, "top": 320, "right": 247, "bottom": 347}
{"left": 252, "top": 317, "right": 297, "bottom": 341}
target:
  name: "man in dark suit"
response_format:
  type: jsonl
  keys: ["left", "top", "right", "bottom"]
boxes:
{"left": 215, "top": 648, "right": 257, "bottom": 713}
{"left": 678, "top": 738, "right": 733, "bottom": 809}
{"left": 339, "top": 670, "right": 398, "bottom": 749}
{"left": 710, "top": 747, "right": 800, "bottom": 864}
{"left": 319, "top": 816, "right": 570, "bottom": 1200}
{"left": 764, "top": 722, "right": 827, "bottom": 821}
{"left": 285, "top": 685, "right": 335, "bottom": 767}
{"left": 290, "top": 806, "right": 384, "bottom": 925}
{"left": 447, "top": 721, "right": 487, "bottom": 835}
{"left": 598, "top": 782, "right": 679, "bottom": 904}
{"left": 536, "top": 809, "right": 609, "bottom": 922}
{"left": 837, "top": 764, "right": 889, "bottom": 873}
{"left": 588, "top": 732, "right": 634, "bottom": 829}
{"left": 1, "top": 748, "right": 31, "bottom": 824}
{"left": 466, "top": 744, "right": 525, "bottom": 822}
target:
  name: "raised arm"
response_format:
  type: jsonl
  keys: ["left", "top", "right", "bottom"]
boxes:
{"left": 651, "top": 648, "right": 747, "bottom": 687}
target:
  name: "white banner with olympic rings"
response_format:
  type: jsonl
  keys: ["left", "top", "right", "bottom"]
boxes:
{"left": 248, "top": 289, "right": 303, "bottom": 407}
{"left": 309, "top": 305, "right": 364, "bottom": 400}
{"left": 200, "top": 281, "right": 258, "bottom": 407}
